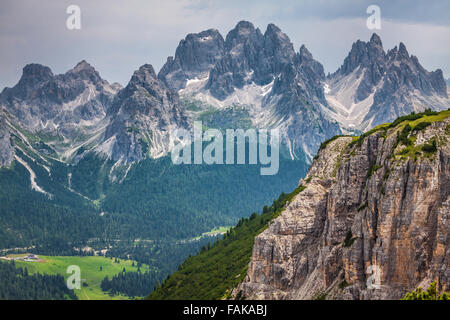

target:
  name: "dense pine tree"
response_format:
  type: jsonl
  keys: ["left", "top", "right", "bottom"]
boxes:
{"left": 0, "top": 261, "right": 78, "bottom": 300}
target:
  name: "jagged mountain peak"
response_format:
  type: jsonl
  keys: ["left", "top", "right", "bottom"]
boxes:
{"left": 387, "top": 45, "right": 398, "bottom": 57}
{"left": 264, "top": 23, "right": 286, "bottom": 37}
{"left": 264, "top": 23, "right": 293, "bottom": 49}
{"left": 232, "top": 20, "right": 257, "bottom": 33}
{"left": 299, "top": 44, "right": 313, "bottom": 60}
{"left": 398, "top": 42, "right": 409, "bottom": 57}
{"left": 7, "top": 63, "right": 55, "bottom": 96}
{"left": 73, "top": 60, "right": 94, "bottom": 72}
{"left": 184, "top": 28, "right": 222, "bottom": 42}
{"left": 160, "top": 21, "right": 338, "bottom": 161}
{"left": 263, "top": 23, "right": 295, "bottom": 60}
{"left": 336, "top": 34, "right": 386, "bottom": 77}
{"left": 64, "top": 60, "right": 108, "bottom": 88}
{"left": 225, "top": 20, "right": 263, "bottom": 49}
{"left": 385, "top": 42, "right": 414, "bottom": 65}
{"left": 113, "top": 63, "right": 165, "bottom": 115}
{"left": 206, "top": 21, "right": 302, "bottom": 99}
{"left": 0, "top": 59, "right": 120, "bottom": 158}
{"left": 125, "top": 64, "right": 164, "bottom": 95}
{"left": 158, "top": 28, "right": 225, "bottom": 90}
{"left": 7, "top": 60, "right": 112, "bottom": 101}
{"left": 296, "top": 44, "right": 325, "bottom": 81}
{"left": 125, "top": 63, "right": 179, "bottom": 103}
{"left": 133, "top": 63, "right": 157, "bottom": 80}
{"left": 160, "top": 21, "right": 300, "bottom": 97}
{"left": 369, "top": 32, "right": 382, "bottom": 47}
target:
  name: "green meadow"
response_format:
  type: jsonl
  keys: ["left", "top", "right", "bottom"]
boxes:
{"left": 6, "top": 254, "right": 149, "bottom": 300}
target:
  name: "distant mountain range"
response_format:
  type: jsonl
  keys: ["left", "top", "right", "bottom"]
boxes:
{"left": 1, "top": 21, "right": 448, "bottom": 170}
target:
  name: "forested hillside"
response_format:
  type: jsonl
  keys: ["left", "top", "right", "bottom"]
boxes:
{"left": 148, "top": 184, "right": 307, "bottom": 300}
{"left": 0, "top": 145, "right": 306, "bottom": 298}
{"left": 0, "top": 149, "right": 306, "bottom": 249}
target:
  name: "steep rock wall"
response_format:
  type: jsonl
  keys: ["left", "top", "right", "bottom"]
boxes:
{"left": 238, "top": 116, "right": 450, "bottom": 299}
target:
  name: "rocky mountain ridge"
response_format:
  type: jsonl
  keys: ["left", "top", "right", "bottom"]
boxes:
{"left": 0, "top": 60, "right": 189, "bottom": 167}
{"left": 100, "top": 64, "right": 189, "bottom": 162}
{"left": 325, "top": 34, "right": 449, "bottom": 131}
{"left": 0, "top": 21, "right": 448, "bottom": 169}
{"left": 0, "top": 60, "right": 123, "bottom": 164}
{"left": 160, "top": 21, "right": 341, "bottom": 162}
{"left": 0, "top": 115, "right": 13, "bottom": 166}
{"left": 159, "top": 22, "right": 448, "bottom": 162}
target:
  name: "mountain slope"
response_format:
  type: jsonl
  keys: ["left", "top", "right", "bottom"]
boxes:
{"left": 149, "top": 109, "right": 450, "bottom": 300}
{"left": 99, "top": 64, "right": 189, "bottom": 163}
{"left": 0, "top": 61, "right": 119, "bottom": 130}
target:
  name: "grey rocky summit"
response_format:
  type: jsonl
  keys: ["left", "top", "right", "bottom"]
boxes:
{"left": 158, "top": 29, "right": 225, "bottom": 90}
{"left": 333, "top": 33, "right": 386, "bottom": 102}
{"left": 206, "top": 22, "right": 297, "bottom": 100}
{"left": 160, "top": 21, "right": 341, "bottom": 162}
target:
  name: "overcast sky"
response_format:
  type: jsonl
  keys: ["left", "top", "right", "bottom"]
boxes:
{"left": 1, "top": 0, "right": 449, "bottom": 89}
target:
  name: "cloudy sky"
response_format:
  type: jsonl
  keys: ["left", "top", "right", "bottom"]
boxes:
{"left": 1, "top": 0, "right": 449, "bottom": 89}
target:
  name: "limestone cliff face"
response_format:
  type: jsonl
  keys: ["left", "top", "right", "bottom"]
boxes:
{"left": 237, "top": 116, "right": 450, "bottom": 300}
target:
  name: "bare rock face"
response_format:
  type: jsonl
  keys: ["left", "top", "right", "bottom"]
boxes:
{"left": 237, "top": 116, "right": 450, "bottom": 299}
{"left": 102, "top": 64, "right": 189, "bottom": 162}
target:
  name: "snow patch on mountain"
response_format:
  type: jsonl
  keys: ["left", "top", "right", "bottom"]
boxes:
{"left": 180, "top": 76, "right": 274, "bottom": 113}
